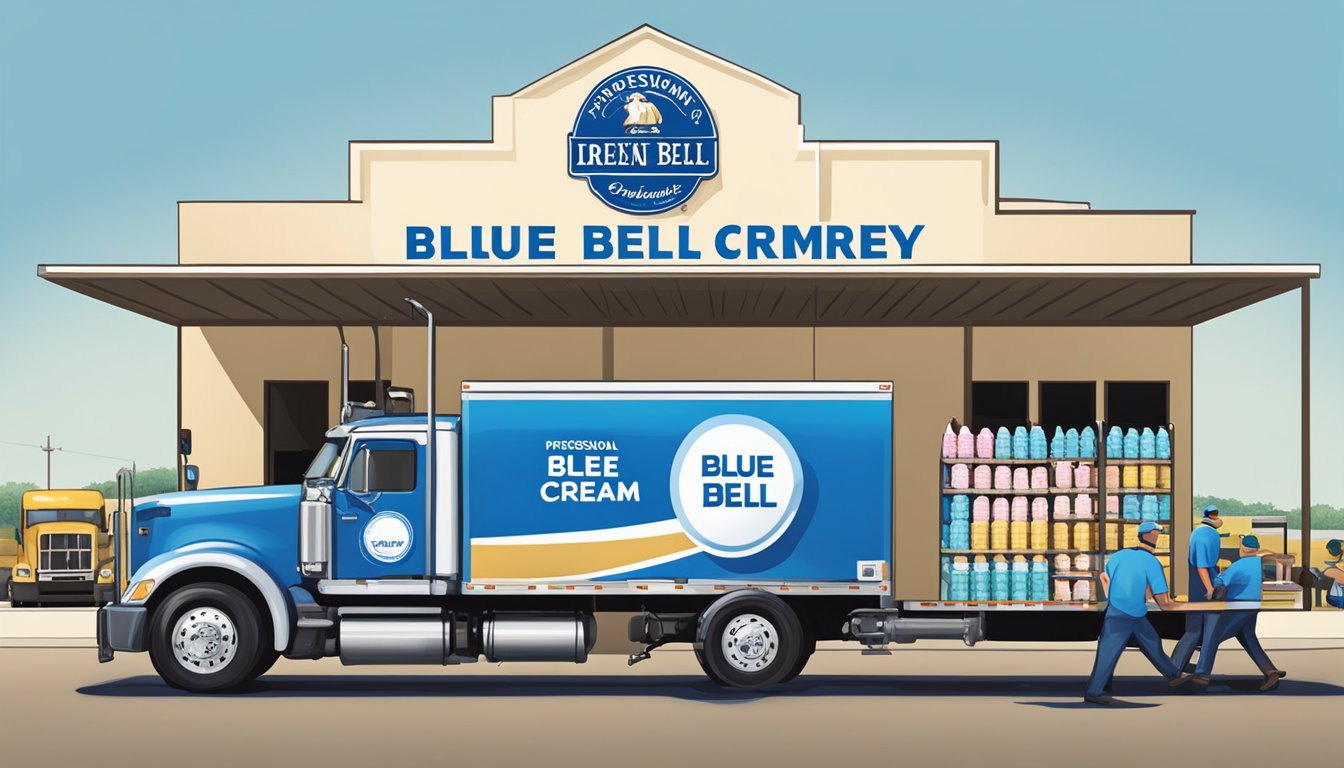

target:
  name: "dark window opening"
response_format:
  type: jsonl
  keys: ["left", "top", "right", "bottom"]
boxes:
{"left": 1106, "top": 381, "right": 1170, "bottom": 430}
{"left": 265, "top": 381, "right": 329, "bottom": 485}
{"left": 349, "top": 380, "right": 392, "bottom": 408}
{"left": 1039, "top": 382, "right": 1097, "bottom": 433}
{"left": 971, "top": 381, "right": 1029, "bottom": 433}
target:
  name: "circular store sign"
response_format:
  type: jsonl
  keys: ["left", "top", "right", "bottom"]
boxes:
{"left": 362, "top": 511, "right": 414, "bottom": 564}
{"left": 567, "top": 66, "right": 719, "bottom": 215}
{"left": 670, "top": 415, "right": 803, "bottom": 558}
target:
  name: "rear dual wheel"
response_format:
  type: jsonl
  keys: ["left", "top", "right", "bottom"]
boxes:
{"left": 696, "top": 594, "right": 808, "bottom": 688}
{"left": 780, "top": 633, "right": 816, "bottom": 684}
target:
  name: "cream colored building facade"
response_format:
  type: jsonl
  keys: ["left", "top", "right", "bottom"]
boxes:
{"left": 45, "top": 27, "right": 1320, "bottom": 599}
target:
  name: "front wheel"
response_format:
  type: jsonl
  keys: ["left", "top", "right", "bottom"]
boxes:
{"left": 148, "top": 583, "right": 269, "bottom": 693}
{"left": 698, "top": 595, "right": 803, "bottom": 688}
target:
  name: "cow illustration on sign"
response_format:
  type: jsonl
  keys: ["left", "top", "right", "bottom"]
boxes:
{"left": 567, "top": 65, "right": 719, "bottom": 214}
{"left": 623, "top": 92, "right": 661, "bottom": 133}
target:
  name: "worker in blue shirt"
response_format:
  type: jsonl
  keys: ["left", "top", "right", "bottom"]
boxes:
{"left": 1170, "top": 504, "right": 1223, "bottom": 672}
{"left": 1085, "top": 521, "right": 1189, "bottom": 705}
{"left": 1177, "top": 535, "right": 1286, "bottom": 691}
{"left": 1324, "top": 539, "right": 1344, "bottom": 609}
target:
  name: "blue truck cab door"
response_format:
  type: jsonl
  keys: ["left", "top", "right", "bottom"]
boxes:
{"left": 333, "top": 438, "right": 427, "bottom": 580}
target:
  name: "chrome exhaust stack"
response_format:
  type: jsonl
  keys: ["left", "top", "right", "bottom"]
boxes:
{"left": 337, "top": 326, "right": 350, "bottom": 424}
{"left": 405, "top": 298, "right": 435, "bottom": 579}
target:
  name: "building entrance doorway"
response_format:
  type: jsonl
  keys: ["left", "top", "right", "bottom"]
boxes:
{"left": 265, "top": 381, "right": 329, "bottom": 485}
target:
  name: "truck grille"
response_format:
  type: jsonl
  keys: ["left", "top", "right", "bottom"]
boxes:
{"left": 39, "top": 532, "right": 93, "bottom": 575}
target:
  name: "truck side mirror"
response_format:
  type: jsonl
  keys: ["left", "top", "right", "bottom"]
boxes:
{"left": 179, "top": 428, "right": 193, "bottom": 457}
{"left": 304, "top": 476, "right": 336, "bottom": 502}
{"left": 184, "top": 464, "right": 200, "bottom": 491}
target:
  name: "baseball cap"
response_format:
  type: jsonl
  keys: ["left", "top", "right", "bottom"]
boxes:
{"left": 1202, "top": 505, "right": 1220, "bottom": 519}
{"left": 1242, "top": 534, "right": 1261, "bottom": 549}
{"left": 1137, "top": 521, "right": 1165, "bottom": 535}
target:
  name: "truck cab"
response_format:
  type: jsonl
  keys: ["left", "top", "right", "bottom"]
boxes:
{"left": 9, "top": 490, "right": 116, "bottom": 607}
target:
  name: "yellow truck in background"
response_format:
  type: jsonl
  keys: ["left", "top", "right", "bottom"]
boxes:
{"left": 8, "top": 490, "right": 117, "bottom": 607}
{"left": 0, "top": 527, "right": 17, "bottom": 599}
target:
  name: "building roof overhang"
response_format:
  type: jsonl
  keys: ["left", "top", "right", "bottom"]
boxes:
{"left": 38, "top": 263, "right": 1319, "bottom": 328}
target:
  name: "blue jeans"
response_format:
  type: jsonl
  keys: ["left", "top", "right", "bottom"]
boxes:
{"left": 1087, "top": 611, "right": 1179, "bottom": 699}
{"left": 1170, "top": 611, "right": 1210, "bottom": 672}
{"left": 1194, "top": 612, "right": 1276, "bottom": 678}
{"left": 1328, "top": 593, "right": 1344, "bottom": 610}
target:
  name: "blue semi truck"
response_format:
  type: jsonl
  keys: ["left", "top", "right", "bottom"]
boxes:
{"left": 99, "top": 374, "right": 983, "bottom": 692}
{"left": 99, "top": 381, "right": 989, "bottom": 694}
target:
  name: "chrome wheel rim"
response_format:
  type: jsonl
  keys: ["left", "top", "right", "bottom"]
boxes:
{"left": 721, "top": 613, "right": 779, "bottom": 673}
{"left": 172, "top": 605, "right": 238, "bottom": 675}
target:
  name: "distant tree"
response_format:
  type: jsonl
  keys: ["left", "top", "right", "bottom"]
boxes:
{"left": 0, "top": 481, "right": 39, "bottom": 530}
{"left": 1193, "top": 495, "right": 1344, "bottom": 530}
{"left": 82, "top": 467, "right": 179, "bottom": 499}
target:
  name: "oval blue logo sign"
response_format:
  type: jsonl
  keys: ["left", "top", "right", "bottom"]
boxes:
{"left": 568, "top": 66, "right": 719, "bottom": 215}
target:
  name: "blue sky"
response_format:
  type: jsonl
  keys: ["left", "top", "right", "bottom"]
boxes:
{"left": 0, "top": 1, "right": 1339, "bottom": 508}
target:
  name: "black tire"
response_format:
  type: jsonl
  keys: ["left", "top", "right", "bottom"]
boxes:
{"left": 778, "top": 634, "right": 816, "bottom": 684}
{"left": 698, "top": 594, "right": 803, "bottom": 688}
{"left": 248, "top": 647, "right": 280, "bottom": 681}
{"left": 694, "top": 648, "right": 728, "bottom": 685}
{"left": 148, "top": 582, "right": 269, "bottom": 693}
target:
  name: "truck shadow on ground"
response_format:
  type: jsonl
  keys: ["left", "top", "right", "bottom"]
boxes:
{"left": 76, "top": 675, "right": 1344, "bottom": 703}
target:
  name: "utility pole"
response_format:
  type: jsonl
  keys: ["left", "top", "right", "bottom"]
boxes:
{"left": 42, "top": 436, "right": 55, "bottom": 489}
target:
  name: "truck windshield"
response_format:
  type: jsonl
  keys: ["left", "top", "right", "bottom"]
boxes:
{"left": 304, "top": 439, "right": 346, "bottom": 480}
{"left": 25, "top": 509, "right": 104, "bottom": 528}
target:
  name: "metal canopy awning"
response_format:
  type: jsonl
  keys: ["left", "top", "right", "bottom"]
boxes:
{"left": 38, "top": 263, "right": 1318, "bottom": 327}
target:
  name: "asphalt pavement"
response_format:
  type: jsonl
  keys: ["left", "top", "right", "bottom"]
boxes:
{"left": 3, "top": 636, "right": 1341, "bottom": 768}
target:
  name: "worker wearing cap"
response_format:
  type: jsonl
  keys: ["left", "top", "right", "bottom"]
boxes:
{"left": 1085, "top": 521, "right": 1188, "bottom": 704}
{"left": 1324, "top": 539, "right": 1344, "bottom": 609}
{"left": 1178, "top": 535, "right": 1285, "bottom": 691}
{"left": 1170, "top": 504, "right": 1223, "bottom": 673}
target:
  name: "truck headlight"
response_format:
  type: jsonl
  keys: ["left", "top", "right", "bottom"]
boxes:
{"left": 15, "top": 566, "right": 31, "bottom": 578}
{"left": 99, "top": 568, "right": 113, "bottom": 580}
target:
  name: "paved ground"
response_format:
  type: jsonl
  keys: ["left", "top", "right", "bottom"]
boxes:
{"left": 3, "top": 637, "right": 1341, "bottom": 768}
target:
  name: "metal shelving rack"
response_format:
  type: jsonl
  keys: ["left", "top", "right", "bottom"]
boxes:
{"left": 937, "top": 420, "right": 1104, "bottom": 609}
{"left": 1098, "top": 422, "right": 1177, "bottom": 586}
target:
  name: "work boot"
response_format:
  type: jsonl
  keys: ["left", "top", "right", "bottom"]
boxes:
{"left": 1083, "top": 694, "right": 1113, "bottom": 706}
{"left": 1260, "top": 670, "right": 1285, "bottom": 692}
{"left": 1171, "top": 674, "right": 1209, "bottom": 689}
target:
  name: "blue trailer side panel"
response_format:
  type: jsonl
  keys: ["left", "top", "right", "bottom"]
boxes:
{"left": 462, "top": 387, "right": 891, "bottom": 583}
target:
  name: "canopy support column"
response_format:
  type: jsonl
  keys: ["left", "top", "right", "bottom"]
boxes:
{"left": 1301, "top": 281, "right": 1312, "bottom": 609}
{"left": 962, "top": 324, "right": 973, "bottom": 424}
{"left": 602, "top": 327, "right": 614, "bottom": 381}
